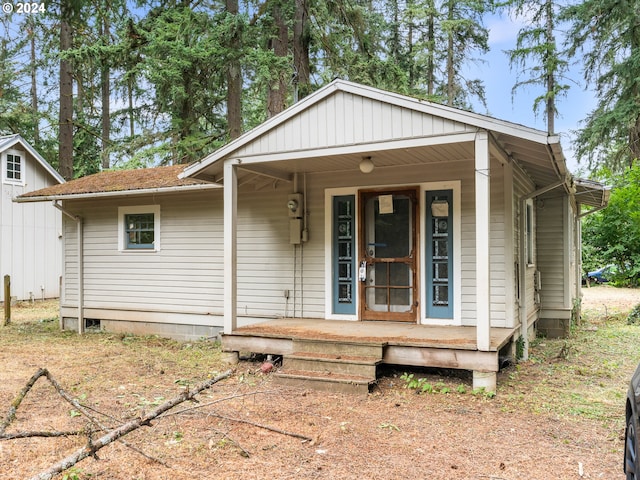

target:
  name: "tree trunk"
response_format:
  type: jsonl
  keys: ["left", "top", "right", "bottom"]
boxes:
{"left": 293, "top": 0, "right": 310, "bottom": 101}
{"left": 100, "top": 16, "right": 111, "bottom": 169}
{"left": 446, "top": 0, "right": 454, "bottom": 106}
{"left": 267, "top": 2, "right": 288, "bottom": 118}
{"left": 427, "top": 0, "right": 435, "bottom": 96}
{"left": 28, "top": 17, "right": 39, "bottom": 145}
{"left": 226, "top": 0, "right": 242, "bottom": 140}
{"left": 59, "top": 7, "right": 74, "bottom": 180}
{"left": 545, "top": 0, "right": 555, "bottom": 135}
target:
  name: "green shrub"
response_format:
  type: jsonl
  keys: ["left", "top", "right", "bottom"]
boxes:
{"left": 628, "top": 304, "right": 640, "bottom": 325}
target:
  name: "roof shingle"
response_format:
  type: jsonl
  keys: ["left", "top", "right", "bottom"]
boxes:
{"left": 18, "top": 164, "right": 214, "bottom": 199}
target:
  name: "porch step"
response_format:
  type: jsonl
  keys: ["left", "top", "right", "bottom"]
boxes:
{"left": 291, "top": 338, "right": 384, "bottom": 358}
{"left": 274, "top": 369, "right": 375, "bottom": 395}
{"left": 273, "top": 339, "right": 383, "bottom": 394}
{"left": 283, "top": 352, "right": 380, "bottom": 377}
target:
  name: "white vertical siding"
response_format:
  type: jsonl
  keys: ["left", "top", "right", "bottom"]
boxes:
{"left": 232, "top": 91, "right": 475, "bottom": 157}
{"left": 0, "top": 150, "right": 61, "bottom": 301}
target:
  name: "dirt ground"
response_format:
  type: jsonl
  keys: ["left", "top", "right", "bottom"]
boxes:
{"left": 1, "top": 286, "right": 639, "bottom": 480}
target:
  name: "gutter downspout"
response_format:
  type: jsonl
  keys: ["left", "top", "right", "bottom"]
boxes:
{"left": 518, "top": 178, "right": 566, "bottom": 360}
{"left": 52, "top": 201, "right": 84, "bottom": 335}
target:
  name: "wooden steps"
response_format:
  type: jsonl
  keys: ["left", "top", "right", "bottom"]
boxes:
{"left": 273, "top": 339, "right": 383, "bottom": 394}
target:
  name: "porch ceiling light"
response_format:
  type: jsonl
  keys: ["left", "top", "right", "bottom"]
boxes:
{"left": 359, "top": 156, "right": 374, "bottom": 174}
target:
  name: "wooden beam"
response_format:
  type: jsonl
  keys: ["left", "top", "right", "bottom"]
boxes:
{"left": 383, "top": 346, "right": 498, "bottom": 372}
{"left": 237, "top": 164, "right": 293, "bottom": 183}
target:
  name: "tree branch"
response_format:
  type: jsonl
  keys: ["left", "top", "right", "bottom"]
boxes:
{"left": 28, "top": 369, "right": 233, "bottom": 480}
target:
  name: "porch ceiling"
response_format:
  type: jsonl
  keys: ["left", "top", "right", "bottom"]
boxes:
{"left": 233, "top": 141, "right": 477, "bottom": 180}
{"left": 199, "top": 131, "right": 566, "bottom": 194}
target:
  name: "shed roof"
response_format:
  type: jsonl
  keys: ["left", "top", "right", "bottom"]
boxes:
{"left": 16, "top": 164, "right": 218, "bottom": 202}
{"left": 0, "top": 134, "right": 65, "bottom": 184}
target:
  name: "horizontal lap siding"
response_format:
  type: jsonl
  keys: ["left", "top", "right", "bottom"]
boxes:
{"left": 513, "top": 168, "right": 537, "bottom": 318}
{"left": 63, "top": 193, "right": 223, "bottom": 314}
{"left": 61, "top": 155, "right": 511, "bottom": 328}
{"left": 459, "top": 158, "right": 507, "bottom": 327}
{"left": 313, "top": 155, "right": 507, "bottom": 328}
{"left": 62, "top": 188, "right": 326, "bottom": 320}
{"left": 537, "top": 197, "right": 567, "bottom": 308}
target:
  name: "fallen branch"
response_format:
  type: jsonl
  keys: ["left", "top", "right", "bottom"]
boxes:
{"left": 208, "top": 412, "right": 313, "bottom": 442}
{"left": 0, "top": 367, "right": 48, "bottom": 435}
{"left": 0, "top": 368, "right": 168, "bottom": 467}
{"left": 27, "top": 369, "right": 233, "bottom": 480}
{"left": 1, "top": 430, "right": 84, "bottom": 440}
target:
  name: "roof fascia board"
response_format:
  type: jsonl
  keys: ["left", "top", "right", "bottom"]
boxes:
{"left": 14, "top": 182, "right": 219, "bottom": 203}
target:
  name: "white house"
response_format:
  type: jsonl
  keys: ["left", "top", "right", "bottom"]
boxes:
{"left": 1, "top": 134, "right": 64, "bottom": 302}
{"left": 16, "top": 81, "right": 609, "bottom": 392}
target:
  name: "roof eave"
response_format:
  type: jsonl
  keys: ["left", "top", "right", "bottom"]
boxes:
{"left": 14, "top": 182, "right": 220, "bottom": 203}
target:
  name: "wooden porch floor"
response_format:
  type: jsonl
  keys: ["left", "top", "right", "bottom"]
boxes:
{"left": 228, "top": 318, "right": 515, "bottom": 350}
{"left": 222, "top": 318, "right": 518, "bottom": 374}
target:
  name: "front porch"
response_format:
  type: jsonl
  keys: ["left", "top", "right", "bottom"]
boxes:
{"left": 221, "top": 318, "right": 518, "bottom": 394}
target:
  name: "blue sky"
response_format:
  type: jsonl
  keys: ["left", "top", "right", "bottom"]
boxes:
{"left": 471, "top": 12, "right": 596, "bottom": 175}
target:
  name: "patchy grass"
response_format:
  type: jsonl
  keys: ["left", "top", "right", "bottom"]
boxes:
{"left": 1, "top": 292, "right": 639, "bottom": 479}
{"left": 497, "top": 306, "right": 640, "bottom": 435}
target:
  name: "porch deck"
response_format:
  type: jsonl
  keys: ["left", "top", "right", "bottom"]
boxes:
{"left": 221, "top": 319, "right": 518, "bottom": 392}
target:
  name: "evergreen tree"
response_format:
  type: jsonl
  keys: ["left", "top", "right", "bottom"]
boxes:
{"left": 507, "top": 0, "right": 570, "bottom": 135}
{"left": 0, "top": 20, "right": 33, "bottom": 135}
{"left": 564, "top": 0, "right": 640, "bottom": 171}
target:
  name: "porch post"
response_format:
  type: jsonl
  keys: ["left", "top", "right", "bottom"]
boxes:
{"left": 475, "top": 131, "right": 491, "bottom": 352}
{"left": 223, "top": 160, "right": 238, "bottom": 335}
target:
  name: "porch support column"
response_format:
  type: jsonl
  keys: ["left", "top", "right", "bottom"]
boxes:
{"left": 474, "top": 131, "right": 495, "bottom": 391}
{"left": 475, "top": 131, "right": 491, "bottom": 352}
{"left": 223, "top": 160, "right": 238, "bottom": 335}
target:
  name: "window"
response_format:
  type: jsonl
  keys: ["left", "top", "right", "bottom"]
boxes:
{"left": 526, "top": 201, "right": 534, "bottom": 265}
{"left": 332, "top": 195, "right": 356, "bottom": 314}
{"left": 118, "top": 205, "right": 160, "bottom": 251}
{"left": 125, "top": 213, "right": 155, "bottom": 248}
{"left": 3, "top": 150, "right": 24, "bottom": 184}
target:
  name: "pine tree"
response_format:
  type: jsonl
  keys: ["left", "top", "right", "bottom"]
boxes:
{"left": 507, "top": 0, "right": 570, "bottom": 135}
{"left": 564, "top": 0, "right": 640, "bottom": 171}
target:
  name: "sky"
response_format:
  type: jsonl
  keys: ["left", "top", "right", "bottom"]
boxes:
{"left": 470, "top": 12, "right": 597, "bottom": 175}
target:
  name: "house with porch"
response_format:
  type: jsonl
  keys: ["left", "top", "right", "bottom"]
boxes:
{"left": 16, "top": 80, "right": 609, "bottom": 392}
{"left": 1, "top": 134, "right": 64, "bottom": 302}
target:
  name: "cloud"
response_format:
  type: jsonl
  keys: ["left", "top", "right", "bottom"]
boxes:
{"left": 486, "top": 12, "right": 530, "bottom": 46}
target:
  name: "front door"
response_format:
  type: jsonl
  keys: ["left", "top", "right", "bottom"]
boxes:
{"left": 359, "top": 188, "right": 418, "bottom": 322}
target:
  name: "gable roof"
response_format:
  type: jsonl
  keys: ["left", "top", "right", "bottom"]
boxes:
{"left": 16, "top": 164, "right": 219, "bottom": 202}
{"left": 0, "top": 134, "right": 65, "bottom": 184}
{"left": 180, "top": 79, "right": 567, "bottom": 185}
{"left": 180, "top": 79, "right": 608, "bottom": 209}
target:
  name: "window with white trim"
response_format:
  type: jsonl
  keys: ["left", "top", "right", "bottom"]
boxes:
{"left": 118, "top": 205, "right": 161, "bottom": 251}
{"left": 3, "top": 149, "right": 24, "bottom": 185}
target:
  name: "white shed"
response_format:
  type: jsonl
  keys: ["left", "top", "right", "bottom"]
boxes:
{"left": 1, "top": 134, "right": 64, "bottom": 302}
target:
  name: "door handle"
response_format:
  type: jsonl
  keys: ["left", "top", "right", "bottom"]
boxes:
{"left": 359, "top": 261, "right": 367, "bottom": 282}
